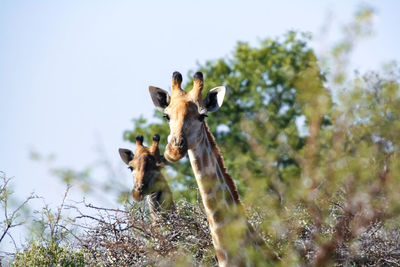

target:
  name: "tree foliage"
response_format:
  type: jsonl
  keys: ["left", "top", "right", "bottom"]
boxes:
{"left": 11, "top": 241, "right": 87, "bottom": 267}
{"left": 124, "top": 31, "right": 330, "bottom": 202}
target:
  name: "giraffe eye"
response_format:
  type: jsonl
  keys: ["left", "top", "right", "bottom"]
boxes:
{"left": 128, "top": 166, "right": 133, "bottom": 172}
{"left": 199, "top": 114, "right": 208, "bottom": 122}
{"left": 163, "top": 114, "right": 170, "bottom": 122}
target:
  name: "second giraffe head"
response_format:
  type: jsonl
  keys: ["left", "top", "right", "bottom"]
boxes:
{"left": 119, "top": 134, "right": 164, "bottom": 201}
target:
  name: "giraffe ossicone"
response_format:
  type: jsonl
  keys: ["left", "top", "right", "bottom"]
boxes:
{"left": 149, "top": 72, "right": 279, "bottom": 266}
{"left": 119, "top": 134, "right": 174, "bottom": 220}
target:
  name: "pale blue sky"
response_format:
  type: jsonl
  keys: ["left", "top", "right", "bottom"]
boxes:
{"left": 0, "top": 0, "right": 399, "bottom": 250}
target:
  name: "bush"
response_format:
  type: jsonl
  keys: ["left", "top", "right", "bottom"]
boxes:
{"left": 12, "top": 241, "right": 87, "bottom": 267}
{"left": 74, "top": 201, "right": 216, "bottom": 266}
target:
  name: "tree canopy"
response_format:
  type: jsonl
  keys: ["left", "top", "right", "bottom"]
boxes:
{"left": 124, "top": 31, "right": 330, "bottom": 202}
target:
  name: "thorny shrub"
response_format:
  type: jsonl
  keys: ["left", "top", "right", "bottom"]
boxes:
{"left": 6, "top": 194, "right": 400, "bottom": 266}
{"left": 73, "top": 200, "right": 216, "bottom": 266}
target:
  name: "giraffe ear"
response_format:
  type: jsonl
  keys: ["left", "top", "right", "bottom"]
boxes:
{"left": 119, "top": 148, "right": 134, "bottom": 165}
{"left": 149, "top": 86, "right": 170, "bottom": 111}
{"left": 204, "top": 86, "right": 226, "bottom": 112}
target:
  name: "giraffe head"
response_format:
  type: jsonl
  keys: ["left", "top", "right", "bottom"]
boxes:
{"left": 149, "top": 71, "right": 226, "bottom": 162}
{"left": 119, "top": 134, "right": 165, "bottom": 201}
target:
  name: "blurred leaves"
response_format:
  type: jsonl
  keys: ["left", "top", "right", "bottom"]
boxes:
{"left": 330, "top": 5, "right": 375, "bottom": 85}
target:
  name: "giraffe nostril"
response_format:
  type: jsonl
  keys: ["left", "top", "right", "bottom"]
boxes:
{"left": 172, "top": 137, "right": 178, "bottom": 147}
{"left": 134, "top": 184, "right": 143, "bottom": 192}
{"left": 169, "top": 136, "right": 187, "bottom": 151}
{"left": 178, "top": 138, "right": 186, "bottom": 148}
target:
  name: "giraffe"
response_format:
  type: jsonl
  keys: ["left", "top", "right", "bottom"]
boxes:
{"left": 119, "top": 134, "right": 174, "bottom": 220}
{"left": 148, "top": 72, "right": 279, "bottom": 266}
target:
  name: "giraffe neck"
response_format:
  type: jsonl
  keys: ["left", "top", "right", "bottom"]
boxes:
{"left": 188, "top": 123, "right": 252, "bottom": 266}
{"left": 146, "top": 175, "right": 174, "bottom": 221}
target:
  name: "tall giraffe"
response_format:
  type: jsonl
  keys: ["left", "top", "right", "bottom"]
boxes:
{"left": 119, "top": 134, "right": 174, "bottom": 220}
{"left": 149, "top": 72, "right": 278, "bottom": 266}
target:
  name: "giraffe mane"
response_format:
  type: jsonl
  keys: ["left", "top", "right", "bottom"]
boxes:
{"left": 204, "top": 123, "right": 241, "bottom": 204}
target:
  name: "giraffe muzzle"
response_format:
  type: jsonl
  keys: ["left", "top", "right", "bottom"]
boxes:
{"left": 131, "top": 188, "right": 144, "bottom": 201}
{"left": 164, "top": 140, "right": 188, "bottom": 162}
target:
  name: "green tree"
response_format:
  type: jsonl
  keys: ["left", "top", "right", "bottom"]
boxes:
{"left": 124, "top": 31, "right": 330, "bottom": 202}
